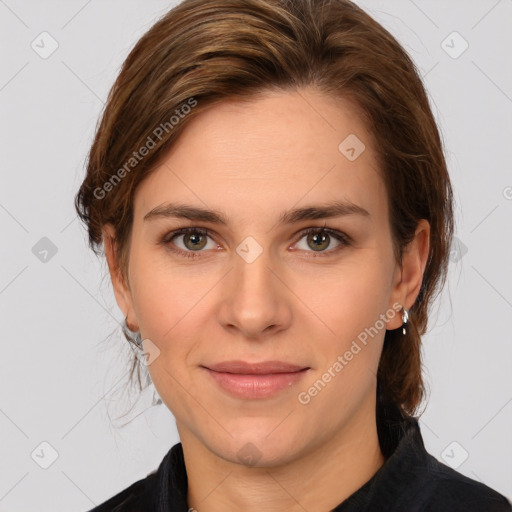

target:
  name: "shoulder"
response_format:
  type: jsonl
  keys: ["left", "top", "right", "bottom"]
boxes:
{"left": 417, "top": 453, "right": 512, "bottom": 511}
{"left": 85, "top": 469, "right": 159, "bottom": 512}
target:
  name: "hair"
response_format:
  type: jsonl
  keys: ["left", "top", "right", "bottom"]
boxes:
{"left": 75, "top": 0, "right": 454, "bottom": 423}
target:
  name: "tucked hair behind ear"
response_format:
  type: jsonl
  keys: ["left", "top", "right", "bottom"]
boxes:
{"left": 75, "top": 0, "right": 454, "bottom": 419}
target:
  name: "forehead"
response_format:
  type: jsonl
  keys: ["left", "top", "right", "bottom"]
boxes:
{"left": 134, "top": 88, "right": 387, "bottom": 226}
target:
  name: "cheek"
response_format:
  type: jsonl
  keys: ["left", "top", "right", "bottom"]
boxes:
{"left": 128, "top": 252, "right": 214, "bottom": 379}
{"left": 294, "top": 259, "right": 392, "bottom": 407}
{"left": 131, "top": 266, "right": 201, "bottom": 415}
{"left": 297, "top": 254, "right": 392, "bottom": 339}
{"left": 129, "top": 245, "right": 203, "bottom": 337}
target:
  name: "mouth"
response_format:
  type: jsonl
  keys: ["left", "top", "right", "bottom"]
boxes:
{"left": 201, "top": 360, "right": 310, "bottom": 399}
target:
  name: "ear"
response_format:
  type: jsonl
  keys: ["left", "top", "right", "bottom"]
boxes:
{"left": 102, "top": 223, "right": 138, "bottom": 331}
{"left": 386, "top": 219, "right": 430, "bottom": 329}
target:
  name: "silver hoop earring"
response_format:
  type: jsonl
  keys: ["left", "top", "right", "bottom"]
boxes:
{"left": 401, "top": 307, "right": 409, "bottom": 336}
{"left": 122, "top": 317, "right": 143, "bottom": 349}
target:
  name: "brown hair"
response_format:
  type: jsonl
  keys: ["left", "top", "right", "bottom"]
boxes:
{"left": 75, "top": 0, "right": 454, "bottom": 419}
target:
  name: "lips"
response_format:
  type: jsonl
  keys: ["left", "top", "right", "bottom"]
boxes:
{"left": 201, "top": 360, "right": 310, "bottom": 399}
{"left": 203, "top": 360, "right": 309, "bottom": 374}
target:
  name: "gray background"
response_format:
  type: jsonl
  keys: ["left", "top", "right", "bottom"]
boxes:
{"left": 0, "top": 0, "right": 511, "bottom": 510}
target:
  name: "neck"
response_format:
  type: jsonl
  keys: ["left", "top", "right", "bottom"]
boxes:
{"left": 180, "top": 401, "right": 385, "bottom": 512}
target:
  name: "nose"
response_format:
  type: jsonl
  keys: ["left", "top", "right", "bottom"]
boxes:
{"left": 216, "top": 245, "right": 292, "bottom": 340}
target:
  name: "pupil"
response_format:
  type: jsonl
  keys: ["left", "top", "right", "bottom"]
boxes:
{"left": 187, "top": 233, "right": 204, "bottom": 249}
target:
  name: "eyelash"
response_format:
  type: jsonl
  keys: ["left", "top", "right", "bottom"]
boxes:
{"left": 160, "top": 224, "right": 352, "bottom": 260}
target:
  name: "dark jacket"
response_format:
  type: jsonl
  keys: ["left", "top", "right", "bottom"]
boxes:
{"left": 87, "top": 409, "right": 511, "bottom": 511}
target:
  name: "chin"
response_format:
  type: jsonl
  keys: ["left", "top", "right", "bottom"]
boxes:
{"left": 206, "top": 421, "right": 307, "bottom": 468}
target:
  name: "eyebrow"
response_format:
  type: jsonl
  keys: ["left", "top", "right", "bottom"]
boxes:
{"left": 143, "top": 200, "right": 370, "bottom": 226}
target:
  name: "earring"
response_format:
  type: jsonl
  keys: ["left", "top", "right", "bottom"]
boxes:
{"left": 122, "top": 317, "right": 143, "bottom": 348}
{"left": 401, "top": 307, "right": 409, "bottom": 336}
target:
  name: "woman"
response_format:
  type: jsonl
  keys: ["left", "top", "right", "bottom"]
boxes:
{"left": 75, "top": 0, "right": 511, "bottom": 510}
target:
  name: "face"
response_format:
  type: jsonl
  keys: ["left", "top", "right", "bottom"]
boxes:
{"left": 104, "top": 87, "right": 427, "bottom": 467}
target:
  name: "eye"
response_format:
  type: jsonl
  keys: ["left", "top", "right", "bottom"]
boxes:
{"left": 162, "top": 227, "right": 217, "bottom": 258}
{"left": 293, "top": 226, "right": 351, "bottom": 257}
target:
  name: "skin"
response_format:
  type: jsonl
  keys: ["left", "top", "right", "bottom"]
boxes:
{"left": 103, "top": 87, "right": 430, "bottom": 512}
